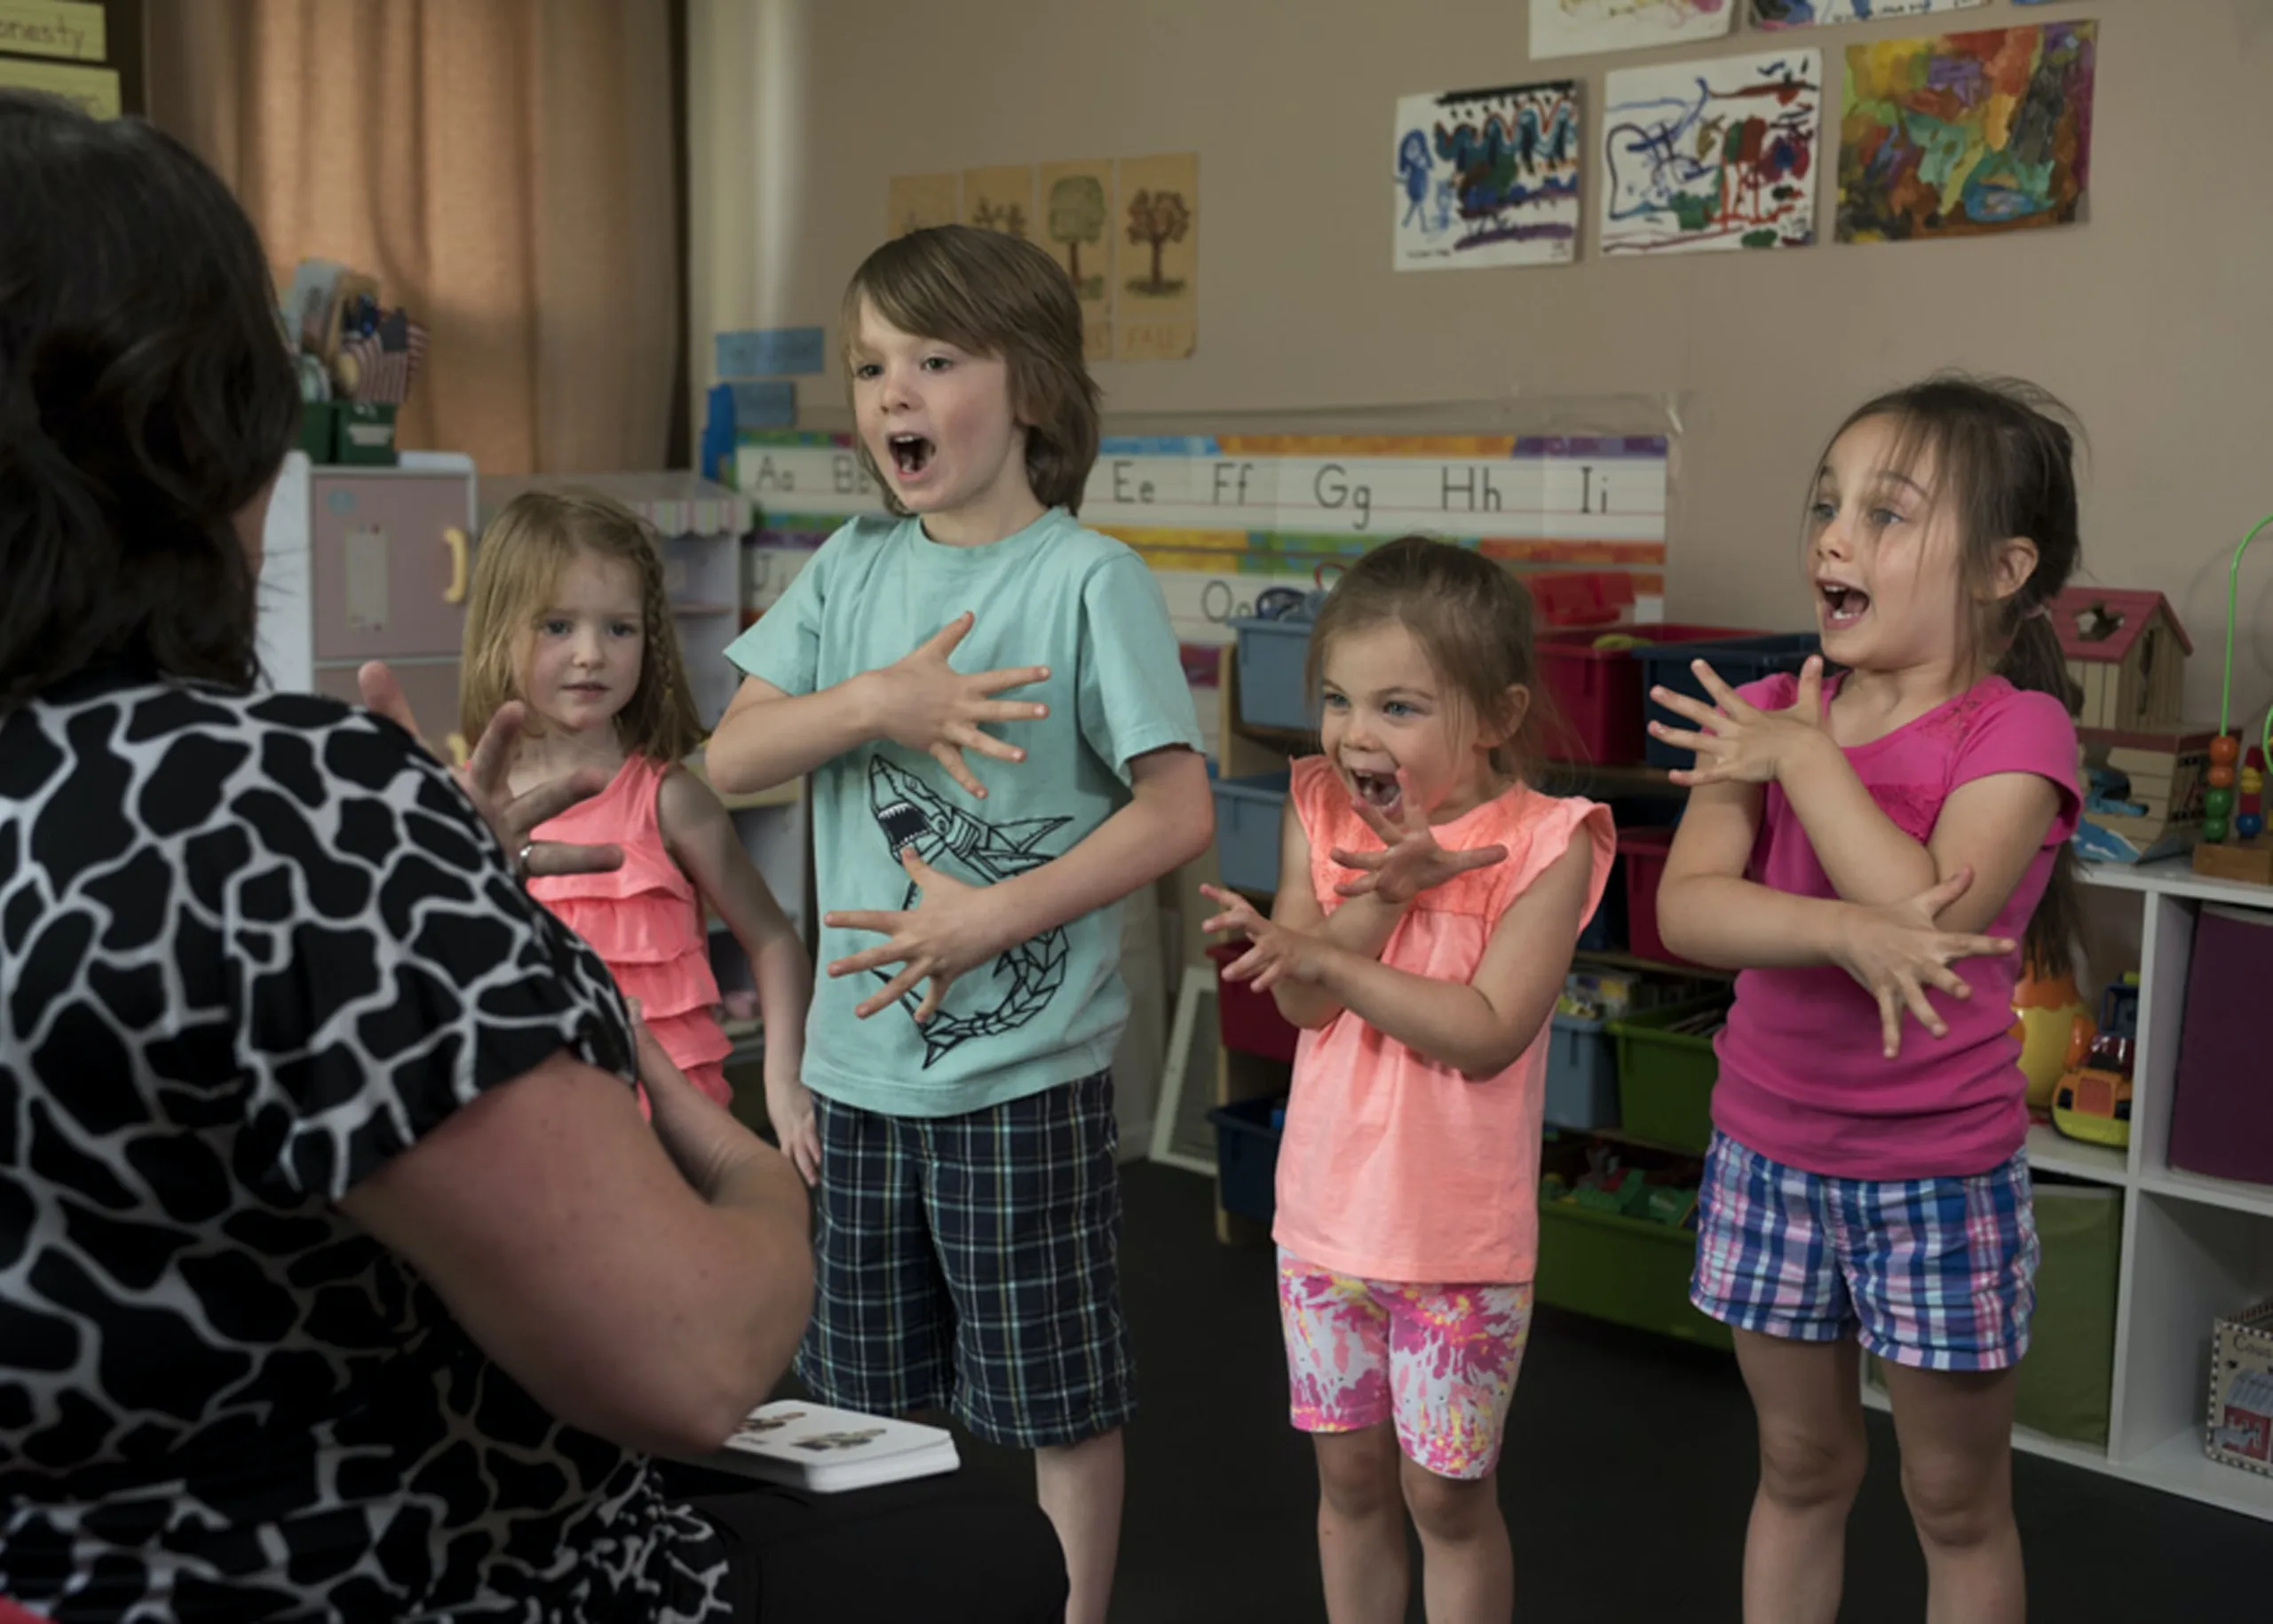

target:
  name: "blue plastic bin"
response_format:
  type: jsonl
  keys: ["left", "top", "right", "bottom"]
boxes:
{"left": 1232, "top": 616, "right": 1314, "bottom": 732}
{"left": 1641, "top": 633, "right": 1822, "bottom": 768}
{"left": 1212, "top": 771, "right": 1289, "bottom": 893}
{"left": 1545, "top": 1014, "right": 1620, "bottom": 1131}
{"left": 1209, "top": 1094, "right": 1286, "bottom": 1224}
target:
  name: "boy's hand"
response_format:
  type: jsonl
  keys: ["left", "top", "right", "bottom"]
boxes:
{"left": 1200, "top": 884, "right": 1335, "bottom": 994}
{"left": 825, "top": 851, "right": 1011, "bottom": 1020}
{"left": 1828, "top": 867, "right": 2016, "bottom": 1059}
{"left": 857, "top": 614, "right": 1050, "bottom": 800}
{"left": 1650, "top": 657, "right": 1831, "bottom": 790}
{"left": 764, "top": 1076, "right": 822, "bottom": 1187}
{"left": 1328, "top": 770, "right": 1509, "bottom": 905}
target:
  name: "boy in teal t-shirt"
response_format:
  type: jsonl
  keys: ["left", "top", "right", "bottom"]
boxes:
{"left": 709, "top": 226, "right": 1212, "bottom": 1624}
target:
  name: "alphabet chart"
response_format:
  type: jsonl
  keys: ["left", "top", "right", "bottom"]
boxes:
{"left": 735, "top": 431, "right": 1668, "bottom": 644}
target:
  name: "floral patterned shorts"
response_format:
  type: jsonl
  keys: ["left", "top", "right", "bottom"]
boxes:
{"left": 1277, "top": 1248, "right": 1534, "bottom": 1481}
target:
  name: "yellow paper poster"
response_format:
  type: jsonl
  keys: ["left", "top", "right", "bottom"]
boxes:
{"left": 0, "top": 54, "right": 117, "bottom": 116}
{"left": 1114, "top": 153, "right": 1198, "bottom": 362}
{"left": 0, "top": 0, "right": 105, "bottom": 61}
{"left": 1039, "top": 158, "right": 1115, "bottom": 362}
{"left": 962, "top": 163, "right": 1035, "bottom": 242}
{"left": 886, "top": 172, "right": 960, "bottom": 239}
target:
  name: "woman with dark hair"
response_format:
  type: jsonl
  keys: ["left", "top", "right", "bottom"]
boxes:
{"left": 0, "top": 93, "right": 1066, "bottom": 1622}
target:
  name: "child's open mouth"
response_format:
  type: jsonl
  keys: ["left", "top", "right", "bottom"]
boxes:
{"left": 1820, "top": 582, "right": 1871, "bottom": 629}
{"left": 1349, "top": 767, "right": 1402, "bottom": 816}
{"left": 888, "top": 434, "right": 935, "bottom": 478}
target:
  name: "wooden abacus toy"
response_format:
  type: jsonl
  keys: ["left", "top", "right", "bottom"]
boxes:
{"left": 2193, "top": 513, "right": 2273, "bottom": 886}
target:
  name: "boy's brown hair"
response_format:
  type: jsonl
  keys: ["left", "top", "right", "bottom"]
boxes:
{"left": 1305, "top": 535, "right": 1563, "bottom": 780}
{"left": 459, "top": 489, "right": 707, "bottom": 764}
{"left": 842, "top": 225, "right": 1101, "bottom": 514}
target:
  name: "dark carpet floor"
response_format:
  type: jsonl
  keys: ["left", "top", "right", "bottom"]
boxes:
{"left": 901, "top": 1161, "right": 2273, "bottom": 1622}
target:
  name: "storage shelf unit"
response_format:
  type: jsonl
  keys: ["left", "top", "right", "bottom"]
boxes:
{"left": 1857, "top": 860, "right": 2273, "bottom": 1523}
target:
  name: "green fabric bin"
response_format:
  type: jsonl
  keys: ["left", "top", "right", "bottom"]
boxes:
{"left": 1868, "top": 1181, "right": 2121, "bottom": 1446}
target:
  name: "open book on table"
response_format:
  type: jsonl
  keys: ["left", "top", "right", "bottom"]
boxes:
{"left": 685, "top": 1401, "right": 961, "bottom": 1493}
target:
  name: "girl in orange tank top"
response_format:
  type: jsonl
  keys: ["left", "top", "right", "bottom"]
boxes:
{"left": 1203, "top": 538, "right": 1612, "bottom": 1624}
{"left": 461, "top": 490, "right": 818, "bottom": 1181}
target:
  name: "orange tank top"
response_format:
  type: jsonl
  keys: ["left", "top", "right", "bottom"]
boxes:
{"left": 527, "top": 754, "right": 730, "bottom": 1083}
{"left": 1271, "top": 755, "right": 1613, "bottom": 1285}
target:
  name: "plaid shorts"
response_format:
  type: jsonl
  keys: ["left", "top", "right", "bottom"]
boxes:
{"left": 796, "top": 1071, "right": 1136, "bottom": 1449}
{"left": 1691, "top": 1130, "right": 2039, "bottom": 1373}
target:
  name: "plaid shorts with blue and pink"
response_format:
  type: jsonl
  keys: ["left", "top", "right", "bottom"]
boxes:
{"left": 1691, "top": 1130, "right": 2040, "bottom": 1372}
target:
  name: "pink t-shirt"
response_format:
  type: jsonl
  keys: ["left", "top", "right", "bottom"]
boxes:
{"left": 1711, "top": 673, "right": 2080, "bottom": 1180}
{"left": 1271, "top": 756, "right": 1615, "bottom": 1285}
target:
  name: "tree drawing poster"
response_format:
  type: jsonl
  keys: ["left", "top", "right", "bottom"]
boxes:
{"left": 1752, "top": 0, "right": 1982, "bottom": 27}
{"left": 1837, "top": 23, "right": 2095, "bottom": 242}
{"left": 962, "top": 164, "right": 1036, "bottom": 243}
{"left": 1039, "top": 158, "right": 1115, "bottom": 361}
{"left": 1115, "top": 152, "right": 1198, "bottom": 362}
{"left": 1531, "top": 0, "right": 1731, "bottom": 63}
{"left": 886, "top": 173, "right": 958, "bottom": 238}
{"left": 1393, "top": 83, "right": 1581, "bottom": 273}
{"left": 1600, "top": 49, "right": 1822, "bottom": 256}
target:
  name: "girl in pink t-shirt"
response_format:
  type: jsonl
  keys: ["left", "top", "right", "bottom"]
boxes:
{"left": 1655, "top": 377, "right": 2086, "bottom": 1624}
{"left": 1204, "top": 537, "right": 1612, "bottom": 1624}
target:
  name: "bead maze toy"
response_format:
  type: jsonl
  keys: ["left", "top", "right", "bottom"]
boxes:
{"left": 2194, "top": 514, "right": 2273, "bottom": 886}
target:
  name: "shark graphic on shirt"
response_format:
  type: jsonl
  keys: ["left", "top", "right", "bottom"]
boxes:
{"left": 866, "top": 757, "right": 1072, "bottom": 1066}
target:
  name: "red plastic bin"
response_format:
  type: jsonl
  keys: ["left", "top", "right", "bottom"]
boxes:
{"left": 1210, "top": 943, "right": 1301, "bottom": 1064}
{"left": 1620, "top": 827, "right": 1694, "bottom": 967}
{"left": 1537, "top": 624, "right": 1760, "bottom": 764}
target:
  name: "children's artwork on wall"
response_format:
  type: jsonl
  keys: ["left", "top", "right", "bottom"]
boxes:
{"left": 962, "top": 164, "right": 1036, "bottom": 242}
{"left": 886, "top": 172, "right": 960, "bottom": 238}
{"left": 1752, "top": 0, "right": 1983, "bottom": 27}
{"left": 1115, "top": 153, "right": 1199, "bottom": 362}
{"left": 1040, "top": 158, "right": 1116, "bottom": 361}
{"left": 1837, "top": 22, "right": 2096, "bottom": 242}
{"left": 1601, "top": 50, "right": 1821, "bottom": 256}
{"left": 1530, "top": 0, "right": 1732, "bottom": 62}
{"left": 1392, "top": 83, "right": 1581, "bottom": 273}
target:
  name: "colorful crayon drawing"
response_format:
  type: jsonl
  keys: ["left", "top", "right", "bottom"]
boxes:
{"left": 1600, "top": 51, "right": 1821, "bottom": 256}
{"left": 1837, "top": 23, "right": 2096, "bottom": 242}
{"left": 1532, "top": 0, "right": 1732, "bottom": 62}
{"left": 1393, "top": 83, "right": 1581, "bottom": 272}
{"left": 1753, "top": 0, "right": 1983, "bottom": 28}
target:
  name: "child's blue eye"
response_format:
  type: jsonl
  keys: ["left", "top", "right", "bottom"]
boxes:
{"left": 1869, "top": 507, "right": 1904, "bottom": 527}
{"left": 851, "top": 362, "right": 882, "bottom": 380}
{"left": 1384, "top": 701, "right": 1414, "bottom": 718}
{"left": 542, "top": 619, "right": 570, "bottom": 637}
{"left": 922, "top": 355, "right": 954, "bottom": 372}
{"left": 1321, "top": 693, "right": 1349, "bottom": 711}
{"left": 1809, "top": 500, "right": 1838, "bottom": 522}
{"left": 609, "top": 622, "right": 639, "bottom": 638}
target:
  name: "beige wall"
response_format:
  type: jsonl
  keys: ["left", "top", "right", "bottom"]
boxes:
{"left": 692, "top": 0, "right": 2273, "bottom": 726}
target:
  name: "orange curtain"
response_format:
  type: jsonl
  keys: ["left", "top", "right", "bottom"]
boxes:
{"left": 147, "top": 0, "right": 678, "bottom": 475}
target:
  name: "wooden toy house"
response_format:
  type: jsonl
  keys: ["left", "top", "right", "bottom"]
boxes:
{"left": 2054, "top": 589, "right": 2190, "bottom": 731}
{"left": 2071, "top": 724, "right": 2212, "bottom": 866}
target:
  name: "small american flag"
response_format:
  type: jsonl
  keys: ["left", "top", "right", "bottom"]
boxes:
{"left": 341, "top": 309, "right": 428, "bottom": 406}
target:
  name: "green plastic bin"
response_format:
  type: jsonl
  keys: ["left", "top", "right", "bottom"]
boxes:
{"left": 1536, "top": 1200, "right": 1730, "bottom": 1351}
{"left": 1607, "top": 997, "right": 1730, "bottom": 1153}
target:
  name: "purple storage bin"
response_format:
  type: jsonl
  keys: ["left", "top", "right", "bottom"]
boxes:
{"left": 2168, "top": 905, "right": 2273, "bottom": 1185}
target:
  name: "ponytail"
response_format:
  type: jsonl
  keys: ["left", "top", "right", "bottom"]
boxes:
{"left": 2000, "top": 609, "right": 2084, "bottom": 977}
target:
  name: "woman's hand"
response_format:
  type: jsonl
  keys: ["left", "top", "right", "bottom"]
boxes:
{"left": 1200, "top": 884, "right": 1334, "bottom": 994}
{"left": 1650, "top": 656, "right": 1832, "bottom": 790}
{"left": 822, "top": 850, "right": 1012, "bottom": 1020}
{"left": 630, "top": 1008, "right": 777, "bottom": 1203}
{"left": 359, "top": 661, "right": 622, "bottom": 879}
{"left": 1829, "top": 867, "right": 2017, "bottom": 1059}
{"left": 1327, "top": 770, "right": 1509, "bottom": 905}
